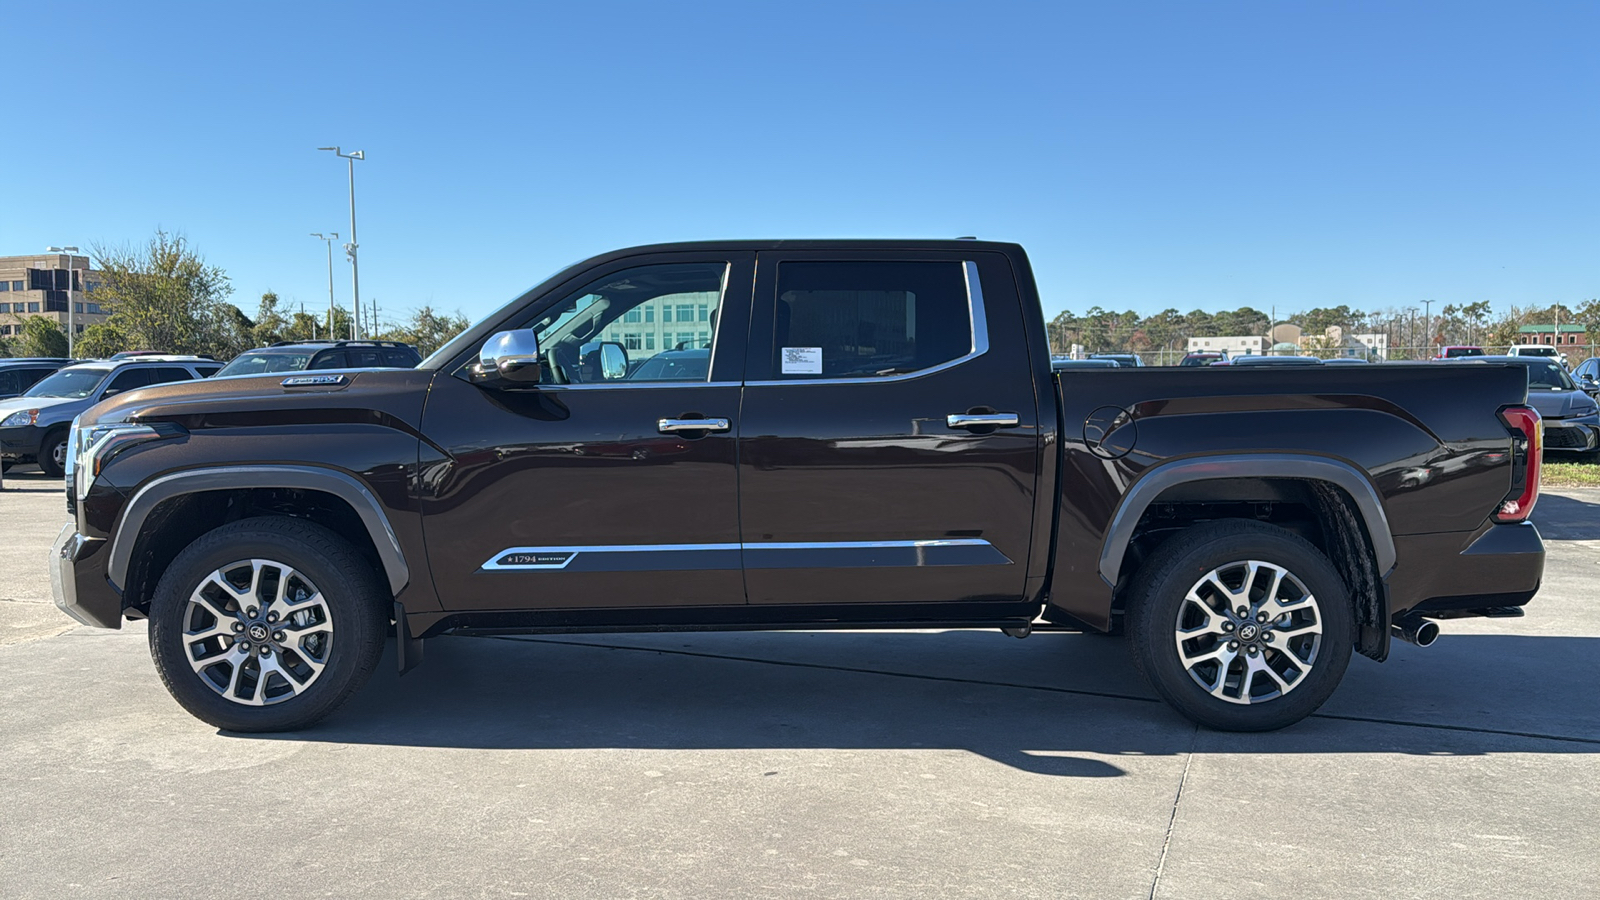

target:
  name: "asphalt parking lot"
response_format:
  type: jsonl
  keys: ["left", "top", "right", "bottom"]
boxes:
{"left": 2, "top": 469, "right": 1597, "bottom": 899}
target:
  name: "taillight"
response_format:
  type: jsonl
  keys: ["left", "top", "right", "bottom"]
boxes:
{"left": 1496, "top": 405, "right": 1542, "bottom": 523}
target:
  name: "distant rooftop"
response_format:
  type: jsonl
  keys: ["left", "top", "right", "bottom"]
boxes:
{"left": 1519, "top": 324, "right": 1585, "bottom": 333}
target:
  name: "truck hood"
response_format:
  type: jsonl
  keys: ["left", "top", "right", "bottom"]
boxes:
{"left": 1526, "top": 389, "right": 1596, "bottom": 419}
{"left": 0, "top": 395, "right": 77, "bottom": 418}
{"left": 78, "top": 368, "right": 438, "bottom": 431}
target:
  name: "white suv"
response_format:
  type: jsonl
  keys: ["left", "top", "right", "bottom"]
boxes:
{"left": 1508, "top": 344, "right": 1569, "bottom": 368}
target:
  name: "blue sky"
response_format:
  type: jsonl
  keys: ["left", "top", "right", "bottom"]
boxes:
{"left": 3, "top": 1, "right": 1595, "bottom": 327}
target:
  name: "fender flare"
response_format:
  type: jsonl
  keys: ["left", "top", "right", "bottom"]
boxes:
{"left": 107, "top": 465, "right": 410, "bottom": 596}
{"left": 1097, "top": 454, "right": 1396, "bottom": 586}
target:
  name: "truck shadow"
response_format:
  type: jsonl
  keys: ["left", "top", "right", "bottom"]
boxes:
{"left": 238, "top": 630, "right": 1600, "bottom": 775}
{"left": 1532, "top": 490, "right": 1600, "bottom": 540}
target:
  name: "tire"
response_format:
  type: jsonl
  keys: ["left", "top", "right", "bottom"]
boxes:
{"left": 148, "top": 517, "right": 389, "bottom": 732}
{"left": 1126, "top": 519, "right": 1354, "bottom": 732}
{"left": 36, "top": 427, "right": 69, "bottom": 479}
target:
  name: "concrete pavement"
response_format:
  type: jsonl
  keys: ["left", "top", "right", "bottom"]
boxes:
{"left": 2, "top": 470, "right": 1596, "bottom": 898}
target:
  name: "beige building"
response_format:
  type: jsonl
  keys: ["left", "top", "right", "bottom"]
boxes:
{"left": 0, "top": 253, "right": 109, "bottom": 340}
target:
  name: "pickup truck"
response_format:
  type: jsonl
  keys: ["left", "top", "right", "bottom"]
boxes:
{"left": 51, "top": 240, "right": 1546, "bottom": 734}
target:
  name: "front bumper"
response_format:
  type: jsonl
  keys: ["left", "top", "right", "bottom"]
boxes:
{"left": 1543, "top": 415, "right": 1600, "bottom": 452}
{"left": 50, "top": 524, "right": 122, "bottom": 629}
{"left": 1388, "top": 521, "right": 1546, "bottom": 617}
{"left": 0, "top": 424, "right": 43, "bottom": 459}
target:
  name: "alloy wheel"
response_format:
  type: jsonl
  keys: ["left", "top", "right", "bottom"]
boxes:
{"left": 181, "top": 558, "right": 335, "bottom": 706}
{"left": 1173, "top": 560, "right": 1323, "bottom": 704}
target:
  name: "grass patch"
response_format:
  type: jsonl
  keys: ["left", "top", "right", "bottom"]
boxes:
{"left": 1543, "top": 456, "right": 1600, "bottom": 488}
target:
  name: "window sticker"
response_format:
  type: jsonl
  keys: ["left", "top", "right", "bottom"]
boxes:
{"left": 782, "top": 347, "right": 822, "bottom": 375}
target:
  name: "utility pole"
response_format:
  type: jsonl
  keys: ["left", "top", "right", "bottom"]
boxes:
{"left": 46, "top": 246, "right": 80, "bottom": 357}
{"left": 1423, "top": 299, "right": 1433, "bottom": 354}
{"left": 310, "top": 232, "right": 338, "bottom": 338}
{"left": 317, "top": 147, "right": 364, "bottom": 339}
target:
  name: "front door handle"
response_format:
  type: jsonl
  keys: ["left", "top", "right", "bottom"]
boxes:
{"left": 947, "top": 412, "right": 1019, "bottom": 430}
{"left": 659, "top": 417, "right": 731, "bottom": 434}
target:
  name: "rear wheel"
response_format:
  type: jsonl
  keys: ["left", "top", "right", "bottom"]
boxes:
{"left": 1127, "top": 520, "right": 1353, "bottom": 732}
{"left": 37, "top": 427, "right": 69, "bottom": 478}
{"left": 148, "top": 517, "right": 389, "bottom": 732}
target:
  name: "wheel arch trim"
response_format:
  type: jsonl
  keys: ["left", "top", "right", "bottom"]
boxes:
{"left": 1097, "top": 453, "right": 1396, "bottom": 586}
{"left": 107, "top": 465, "right": 409, "bottom": 596}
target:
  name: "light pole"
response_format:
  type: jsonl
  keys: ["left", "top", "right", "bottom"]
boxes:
{"left": 318, "top": 146, "right": 364, "bottom": 339}
{"left": 1423, "top": 299, "right": 1432, "bottom": 355}
{"left": 310, "top": 232, "right": 339, "bottom": 338}
{"left": 45, "top": 246, "right": 80, "bottom": 357}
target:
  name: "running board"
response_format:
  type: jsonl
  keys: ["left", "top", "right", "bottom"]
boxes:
{"left": 447, "top": 618, "right": 1072, "bottom": 638}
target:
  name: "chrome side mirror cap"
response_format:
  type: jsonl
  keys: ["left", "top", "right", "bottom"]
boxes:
{"left": 474, "top": 329, "right": 543, "bottom": 386}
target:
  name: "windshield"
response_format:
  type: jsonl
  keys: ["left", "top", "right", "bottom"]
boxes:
{"left": 1526, "top": 361, "right": 1576, "bottom": 391}
{"left": 1518, "top": 347, "right": 1558, "bottom": 357}
{"left": 23, "top": 367, "right": 111, "bottom": 399}
{"left": 215, "top": 351, "right": 315, "bottom": 377}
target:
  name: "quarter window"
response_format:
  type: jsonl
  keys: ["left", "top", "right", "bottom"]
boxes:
{"left": 772, "top": 260, "right": 973, "bottom": 379}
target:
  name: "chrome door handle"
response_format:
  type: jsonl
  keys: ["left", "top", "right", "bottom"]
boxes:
{"left": 658, "top": 417, "right": 731, "bottom": 433}
{"left": 947, "top": 413, "right": 1020, "bottom": 430}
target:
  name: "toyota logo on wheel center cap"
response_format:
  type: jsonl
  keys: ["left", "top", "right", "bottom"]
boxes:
{"left": 247, "top": 624, "right": 270, "bottom": 642}
{"left": 1238, "top": 623, "right": 1259, "bottom": 641}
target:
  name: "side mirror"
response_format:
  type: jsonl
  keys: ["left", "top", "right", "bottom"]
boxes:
{"left": 580, "top": 340, "right": 629, "bottom": 381}
{"left": 472, "top": 330, "right": 543, "bottom": 387}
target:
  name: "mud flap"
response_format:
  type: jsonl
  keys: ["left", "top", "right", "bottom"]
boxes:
{"left": 394, "top": 600, "right": 425, "bottom": 675}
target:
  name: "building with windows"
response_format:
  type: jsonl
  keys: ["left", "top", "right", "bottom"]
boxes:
{"left": 598, "top": 290, "right": 719, "bottom": 354}
{"left": 0, "top": 253, "right": 110, "bottom": 339}
{"left": 1186, "top": 335, "right": 1265, "bottom": 357}
{"left": 1518, "top": 324, "right": 1587, "bottom": 347}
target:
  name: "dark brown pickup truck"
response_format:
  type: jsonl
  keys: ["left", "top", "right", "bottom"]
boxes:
{"left": 52, "top": 240, "right": 1546, "bottom": 733}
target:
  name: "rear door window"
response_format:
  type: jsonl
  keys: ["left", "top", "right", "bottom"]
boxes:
{"left": 0, "top": 371, "right": 17, "bottom": 395}
{"left": 381, "top": 349, "right": 417, "bottom": 367}
{"left": 347, "top": 349, "right": 383, "bottom": 367}
{"left": 771, "top": 261, "right": 973, "bottom": 379}
{"left": 309, "top": 351, "right": 348, "bottom": 369}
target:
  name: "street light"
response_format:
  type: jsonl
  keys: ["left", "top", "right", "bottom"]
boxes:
{"left": 310, "top": 232, "right": 339, "bottom": 339}
{"left": 318, "top": 146, "right": 365, "bottom": 339}
{"left": 45, "top": 246, "right": 80, "bottom": 357}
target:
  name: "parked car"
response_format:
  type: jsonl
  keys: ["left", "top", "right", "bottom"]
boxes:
{"left": 1571, "top": 357, "right": 1600, "bottom": 397}
{"left": 213, "top": 340, "right": 422, "bottom": 378}
{"left": 55, "top": 239, "right": 1543, "bottom": 736}
{"left": 1179, "top": 352, "right": 1227, "bottom": 367}
{"left": 1508, "top": 344, "right": 1568, "bottom": 368}
{"left": 1434, "top": 346, "right": 1484, "bottom": 360}
{"left": 0, "top": 355, "right": 221, "bottom": 477}
{"left": 1451, "top": 356, "right": 1598, "bottom": 454}
{"left": 1089, "top": 353, "right": 1145, "bottom": 367}
{"left": 0, "top": 358, "right": 71, "bottom": 400}
{"left": 1322, "top": 357, "right": 1373, "bottom": 364}
{"left": 1051, "top": 358, "right": 1121, "bottom": 370}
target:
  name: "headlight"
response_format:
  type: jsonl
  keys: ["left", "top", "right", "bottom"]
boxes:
{"left": 1, "top": 409, "right": 38, "bottom": 427}
{"left": 71, "top": 421, "right": 173, "bottom": 501}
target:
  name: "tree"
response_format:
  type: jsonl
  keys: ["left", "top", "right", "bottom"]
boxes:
{"left": 250, "top": 292, "right": 286, "bottom": 347}
{"left": 373, "top": 305, "right": 472, "bottom": 357}
{"left": 16, "top": 317, "right": 69, "bottom": 358}
{"left": 89, "top": 231, "right": 241, "bottom": 358}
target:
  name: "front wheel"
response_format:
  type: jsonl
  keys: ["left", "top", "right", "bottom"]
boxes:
{"left": 148, "top": 517, "right": 389, "bottom": 732}
{"left": 37, "top": 427, "right": 69, "bottom": 478}
{"left": 1126, "top": 520, "right": 1354, "bottom": 732}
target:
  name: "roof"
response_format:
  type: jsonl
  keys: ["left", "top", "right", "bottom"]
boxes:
{"left": 1518, "top": 324, "right": 1585, "bottom": 333}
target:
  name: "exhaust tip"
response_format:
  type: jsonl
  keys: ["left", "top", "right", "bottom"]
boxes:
{"left": 1392, "top": 617, "right": 1441, "bottom": 648}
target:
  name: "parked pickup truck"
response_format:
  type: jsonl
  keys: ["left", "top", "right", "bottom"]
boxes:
{"left": 51, "top": 240, "right": 1546, "bottom": 733}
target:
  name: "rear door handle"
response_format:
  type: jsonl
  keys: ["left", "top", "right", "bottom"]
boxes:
{"left": 658, "top": 417, "right": 731, "bottom": 434}
{"left": 947, "top": 413, "right": 1019, "bottom": 430}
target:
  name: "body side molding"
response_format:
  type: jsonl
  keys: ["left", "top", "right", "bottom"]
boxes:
{"left": 1097, "top": 454, "right": 1397, "bottom": 586}
{"left": 107, "top": 465, "right": 409, "bottom": 595}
